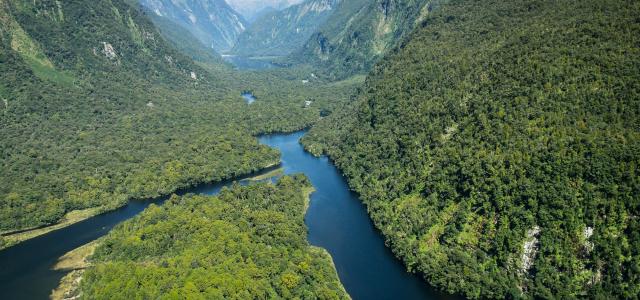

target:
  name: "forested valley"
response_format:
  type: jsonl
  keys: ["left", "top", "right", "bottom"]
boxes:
{"left": 1, "top": 0, "right": 639, "bottom": 299}
{"left": 0, "top": 0, "right": 357, "bottom": 249}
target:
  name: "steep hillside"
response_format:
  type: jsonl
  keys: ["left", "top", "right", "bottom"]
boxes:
{"left": 139, "top": 0, "right": 246, "bottom": 52}
{"left": 289, "top": 0, "right": 431, "bottom": 80}
{"left": 145, "top": 10, "right": 226, "bottom": 66}
{"left": 79, "top": 176, "right": 348, "bottom": 299}
{"left": 232, "top": 0, "right": 340, "bottom": 57}
{"left": 303, "top": 0, "right": 640, "bottom": 298}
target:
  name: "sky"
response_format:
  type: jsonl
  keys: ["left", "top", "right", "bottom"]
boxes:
{"left": 225, "top": 0, "right": 304, "bottom": 20}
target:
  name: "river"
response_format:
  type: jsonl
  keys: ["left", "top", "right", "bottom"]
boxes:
{"left": 0, "top": 131, "right": 456, "bottom": 300}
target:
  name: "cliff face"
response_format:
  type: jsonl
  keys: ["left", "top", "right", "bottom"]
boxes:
{"left": 232, "top": 0, "right": 340, "bottom": 57}
{"left": 290, "top": 0, "right": 431, "bottom": 80}
{"left": 140, "top": 0, "right": 247, "bottom": 52}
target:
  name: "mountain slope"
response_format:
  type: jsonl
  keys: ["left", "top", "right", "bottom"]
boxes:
{"left": 303, "top": 0, "right": 640, "bottom": 298}
{"left": 232, "top": 0, "right": 340, "bottom": 57}
{"left": 139, "top": 0, "right": 246, "bottom": 52}
{"left": 227, "top": 0, "right": 303, "bottom": 21}
{"left": 0, "top": 0, "right": 279, "bottom": 245}
{"left": 289, "top": 0, "right": 431, "bottom": 80}
{"left": 145, "top": 10, "right": 226, "bottom": 66}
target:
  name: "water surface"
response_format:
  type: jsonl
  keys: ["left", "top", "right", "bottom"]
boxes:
{"left": 0, "top": 131, "right": 458, "bottom": 300}
{"left": 0, "top": 168, "right": 275, "bottom": 299}
{"left": 242, "top": 92, "right": 257, "bottom": 104}
{"left": 222, "top": 55, "right": 280, "bottom": 70}
{"left": 259, "top": 132, "right": 457, "bottom": 300}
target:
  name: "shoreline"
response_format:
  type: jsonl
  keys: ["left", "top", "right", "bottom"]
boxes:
{"left": 0, "top": 161, "right": 281, "bottom": 252}
{"left": 50, "top": 240, "right": 100, "bottom": 300}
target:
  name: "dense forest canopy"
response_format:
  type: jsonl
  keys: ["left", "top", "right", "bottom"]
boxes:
{"left": 80, "top": 175, "right": 348, "bottom": 299}
{"left": 2, "top": 0, "right": 639, "bottom": 298}
{"left": 0, "top": 0, "right": 357, "bottom": 249}
{"left": 303, "top": 0, "right": 640, "bottom": 298}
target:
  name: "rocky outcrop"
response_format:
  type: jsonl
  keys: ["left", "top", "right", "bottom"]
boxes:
{"left": 520, "top": 226, "right": 541, "bottom": 276}
{"left": 102, "top": 42, "right": 117, "bottom": 59}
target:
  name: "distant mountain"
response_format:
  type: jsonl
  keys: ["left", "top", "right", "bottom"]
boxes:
{"left": 233, "top": 0, "right": 340, "bottom": 57}
{"left": 144, "top": 10, "right": 227, "bottom": 66}
{"left": 246, "top": 6, "right": 277, "bottom": 23}
{"left": 139, "top": 0, "right": 246, "bottom": 52}
{"left": 290, "top": 0, "right": 431, "bottom": 80}
{"left": 226, "top": 0, "right": 303, "bottom": 20}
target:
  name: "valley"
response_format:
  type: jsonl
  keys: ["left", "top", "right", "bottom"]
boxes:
{"left": 0, "top": 0, "right": 638, "bottom": 299}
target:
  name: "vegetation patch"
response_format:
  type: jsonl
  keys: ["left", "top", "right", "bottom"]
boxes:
{"left": 80, "top": 176, "right": 348, "bottom": 299}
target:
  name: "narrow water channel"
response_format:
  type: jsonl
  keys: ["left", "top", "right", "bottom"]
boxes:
{"left": 259, "top": 132, "right": 455, "bottom": 300}
{"left": 0, "top": 131, "right": 456, "bottom": 300}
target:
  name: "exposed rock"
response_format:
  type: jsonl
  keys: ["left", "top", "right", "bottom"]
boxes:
{"left": 520, "top": 226, "right": 541, "bottom": 276}
{"left": 146, "top": 102, "right": 155, "bottom": 108}
{"left": 583, "top": 226, "right": 594, "bottom": 253}
{"left": 139, "top": 0, "right": 246, "bottom": 52}
{"left": 101, "top": 42, "right": 117, "bottom": 60}
{"left": 190, "top": 71, "right": 198, "bottom": 80}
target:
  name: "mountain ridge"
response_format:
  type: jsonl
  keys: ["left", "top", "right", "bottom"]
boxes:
{"left": 232, "top": 0, "right": 340, "bottom": 57}
{"left": 139, "top": 0, "right": 247, "bottom": 52}
{"left": 289, "top": 0, "right": 431, "bottom": 80}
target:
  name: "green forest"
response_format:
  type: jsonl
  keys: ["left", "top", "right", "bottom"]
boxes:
{"left": 303, "top": 0, "right": 640, "bottom": 298}
{"left": 2, "top": 0, "right": 639, "bottom": 298}
{"left": 0, "top": 0, "right": 357, "bottom": 248}
{"left": 80, "top": 175, "right": 348, "bottom": 299}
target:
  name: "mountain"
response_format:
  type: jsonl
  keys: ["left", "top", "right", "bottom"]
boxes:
{"left": 302, "top": 0, "right": 640, "bottom": 298}
{"left": 233, "top": 0, "right": 340, "bottom": 57}
{"left": 139, "top": 0, "right": 246, "bottom": 52}
{"left": 246, "top": 6, "right": 277, "bottom": 23}
{"left": 144, "top": 10, "right": 226, "bottom": 66}
{"left": 226, "top": 0, "right": 303, "bottom": 20}
{"left": 289, "top": 0, "right": 431, "bottom": 80}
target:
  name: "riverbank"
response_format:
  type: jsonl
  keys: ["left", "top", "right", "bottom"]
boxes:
{"left": 0, "top": 162, "right": 281, "bottom": 252}
{"left": 49, "top": 179, "right": 323, "bottom": 300}
{"left": 50, "top": 240, "right": 99, "bottom": 300}
{"left": 1, "top": 208, "right": 105, "bottom": 251}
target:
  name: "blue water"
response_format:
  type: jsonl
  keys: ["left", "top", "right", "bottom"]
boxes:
{"left": 259, "top": 132, "right": 456, "bottom": 300}
{"left": 242, "top": 92, "right": 256, "bottom": 104}
{"left": 222, "top": 55, "right": 280, "bottom": 70}
{"left": 0, "top": 168, "right": 276, "bottom": 300}
{"left": 0, "top": 131, "right": 457, "bottom": 300}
